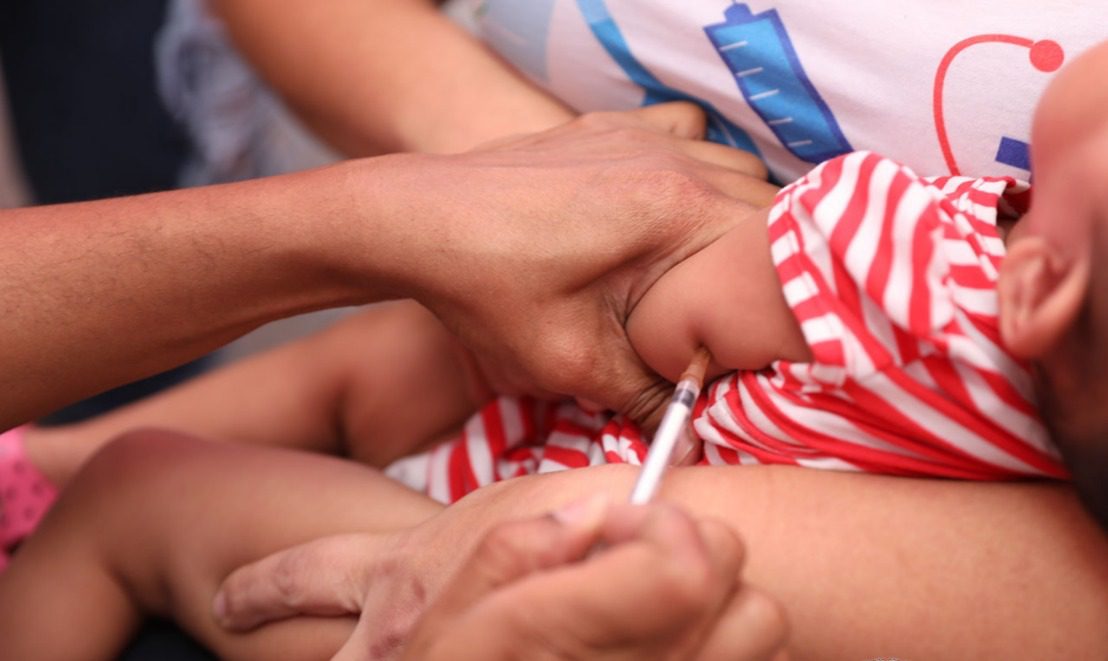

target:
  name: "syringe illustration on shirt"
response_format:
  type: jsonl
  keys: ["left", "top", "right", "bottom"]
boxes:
{"left": 704, "top": 3, "right": 852, "bottom": 163}
{"left": 576, "top": 0, "right": 761, "bottom": 156}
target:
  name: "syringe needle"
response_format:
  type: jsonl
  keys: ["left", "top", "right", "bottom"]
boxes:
{"left": 628, "top": 347, "right": 711, "bottom": 505}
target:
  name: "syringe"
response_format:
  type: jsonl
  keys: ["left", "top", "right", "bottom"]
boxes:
{"left": 628, "top": 347, "right": 712, "bottom": 505}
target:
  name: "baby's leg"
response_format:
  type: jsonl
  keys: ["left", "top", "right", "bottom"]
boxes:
{"left": 0, "top": 429, "right": 444, "bottom": 660}
{"left": 22, "top": 300, "right": 481, "bottom": 488}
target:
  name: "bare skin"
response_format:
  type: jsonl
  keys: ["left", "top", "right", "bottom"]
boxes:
{"left": 210, "top": 0, "right": 575, "bottom": 155}
{"left": 211, "top": 42, "right": 1108, "bottom": 659}
{"left": 22, "top": 302, "right": 481, "bottom": 486}
{"left": 1, "top": 104, "right": 770, "bottom": 430}
{"left": 1, "top": 430, "right": 1104, "bottom": 660}
{"left": 6, "top": 162, "right": 1108, "bottom": 659}
{"left": 627, "top": 205, "right": 808, "bottom": 384}
{"left": 4, "top": 0, "right": 1103, "bottom": 651}
{"left": 996, "top": 41, "right": 1108, "bottom": 530}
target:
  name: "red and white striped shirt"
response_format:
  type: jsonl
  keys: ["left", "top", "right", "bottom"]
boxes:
{"left": 387, "top": 152, "right": 1065, "bottom": 504}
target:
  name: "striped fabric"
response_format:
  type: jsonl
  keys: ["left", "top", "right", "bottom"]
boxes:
{"left": 386, "top": 152, "right": 1065, "bottom": 504}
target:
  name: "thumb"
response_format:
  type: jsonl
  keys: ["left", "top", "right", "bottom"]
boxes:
{"left": 212, "top": 534, "right": 374, "bottom": 631}
{"left": 621, "top": 101, "right": 709, "bottom": 140}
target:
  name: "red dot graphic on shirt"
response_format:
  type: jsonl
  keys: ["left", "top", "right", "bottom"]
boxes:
{"left": 1029, "top": 40, "right": 1064, "bottom": 72}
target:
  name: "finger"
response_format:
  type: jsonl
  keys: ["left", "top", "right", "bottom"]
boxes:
{"left": 585, "top": 103, "right": 769, "bottom": 179}
{"left": 213, "top": 534, "right": 372, "bottom": 631}
{"left": 693, "top": 166, "right": 780, "bottom": 207}
{"left": 332, "top": 617, "right": 391, "bottom": 661}
{"left": 650, "top": 515, "right": 785, "bottom": 661}
{"left": 595, "top": 509, "right": 750, "bottom": 656}
{"left": 614, "top": 101, "right": 709, "bottom": 139}
{"left": 596, "top": 504, "right": 739, "bottom": 603}
{"left": 424, "top": 496, "right": 609, "bottom": 621}
{"left": 676, "top": 140, "right": 769, "bottom": 179}
{"left": 589, "top": 104, "right": 774, "bottom": 181}
{"left": 505, "top": 503, "right": 737, "bottom": 643}
{"left": 600, "top": 506, "right": 743, "bottom": 578}
{"left": 697, "top": 587, "right": 790, "bottom": 661}
{"left": 693, "top": 518, "right": 746, "bottom": 592}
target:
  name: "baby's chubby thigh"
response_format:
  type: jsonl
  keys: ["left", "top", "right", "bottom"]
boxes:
{"left": 61, "top": 428, "right": 441, "bottom": 659}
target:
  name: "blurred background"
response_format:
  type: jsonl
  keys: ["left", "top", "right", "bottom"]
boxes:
{"left": 0, "top": 0, "right": 352, "bottom": 421}
{"left": 0, "top": 1, "right": 355, "bottom": 656}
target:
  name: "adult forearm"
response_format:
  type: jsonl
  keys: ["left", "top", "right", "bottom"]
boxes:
{"left": 213, "top": 0, "right": 573, "bottom": 154}
{"left": 4, "top": 106, "right": 778, "bottom": 440}
{"left": 439, "top": 465, "right": 1108, "bottom": 658}
{"left": 0, "top": 159, "right": 404, "bottom": 428}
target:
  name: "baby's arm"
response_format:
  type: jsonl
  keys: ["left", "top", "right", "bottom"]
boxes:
{"left": 438, "top": 464, "right": 1108, "bottom": 658}
{"left": 627, "top": 204, "right": 810, "bottom": 383}
{"left": 26, "top": 302, "right": 483, "bottom": 486}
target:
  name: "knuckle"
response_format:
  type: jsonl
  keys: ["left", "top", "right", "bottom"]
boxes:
{"left": 588, "top": 161, "right": 716, "bottom": 239}
{"left": 479, "top": 523, "right": 529, "bottom": 566}
{"left": 474, "top": 519, "right": 562, "bottom": 579}
{"left": 608, "top": 124, "right": 645, "bottom": 144}
{"left": 369, "top": 619, "right": 410, "bottom": 659}
{"left": 656, "top": 560, "right": 715, "bottom": 616}
{"left": 703, "top": 519, "right": 746, "bottom": 563}
{"left": 655, "top": 166, "right": 715, "bottom": 200}
{"left": 634, "top": 165, "right": 717, "bottom": 217}
{"left": 272, "top": 553, "right": 308, "bottom": 608}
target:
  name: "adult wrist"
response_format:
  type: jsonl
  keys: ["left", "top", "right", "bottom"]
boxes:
{"left": 335, "top": 151, "right": 496, "bottom": 308}
{"left": 292, "top": 155, "right": 437, "bottom": 307}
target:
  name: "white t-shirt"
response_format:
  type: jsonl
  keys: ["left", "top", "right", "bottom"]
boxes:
{"left": 467, "top": 0, "right": 1106, "bottom": 183}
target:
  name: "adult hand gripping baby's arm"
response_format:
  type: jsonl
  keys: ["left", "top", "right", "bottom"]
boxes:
{"left": 400, "top": 102, "right": 776, "bottom": 427}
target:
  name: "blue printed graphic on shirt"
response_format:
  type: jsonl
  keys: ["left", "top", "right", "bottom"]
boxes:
{"left": 704, "top": 3, "right": 852, "bottom": 163}
{"left": 995, "top": 136, "right": 1030, "bottom": 171}
{"left": 480, "top": 0, "right": 557, "bottom": 82}
{"left": 576, "top": 0, "right": 761, "bottom": 156}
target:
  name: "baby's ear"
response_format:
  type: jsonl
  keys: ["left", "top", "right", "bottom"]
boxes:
{"left": 998, "top": 236, "right": 1090, "bottom": 358}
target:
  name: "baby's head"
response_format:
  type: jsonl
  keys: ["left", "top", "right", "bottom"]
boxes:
{"left": 998, "top": 41, "right": 1108, "bottom": 532}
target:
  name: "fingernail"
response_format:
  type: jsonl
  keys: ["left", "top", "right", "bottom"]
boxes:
{"left": 211, "top": 591, "right": 228, "bottom": 626}
{"left": 552, "top": 494, "right": 608, "bottom": 530}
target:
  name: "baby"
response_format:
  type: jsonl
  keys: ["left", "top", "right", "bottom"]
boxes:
{"left": 389, "top": 150, "right": 1062, "bottom": 506}
{"left": 0, "top": 40, "right": 1106, "bottom": 660}
{"left": 391, "top": 44, "right": 1108, "bottom": 532}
